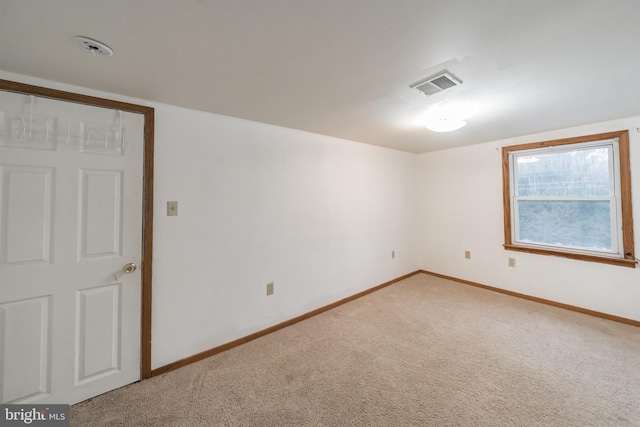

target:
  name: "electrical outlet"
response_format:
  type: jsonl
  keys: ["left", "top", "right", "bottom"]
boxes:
{"left": 167, "top": 201, "right": 178, "bottom": 216}
{"left": 266, "top": 282, "right": 274, "bottom": 296}
{"left": 508, "top": 257, "right": 516, "bottom": 267}
{"left": 464, "top": 250, "right": 471, "bottom": 259}
{"left": 391, "top": 250, "right": 395, "bottom": 259}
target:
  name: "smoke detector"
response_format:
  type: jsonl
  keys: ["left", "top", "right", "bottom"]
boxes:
{"left": 73, "top": 36, "right": 114, "bottom": 56}
{"left": 410, "top": 72, "right": 461, "bottom": 96}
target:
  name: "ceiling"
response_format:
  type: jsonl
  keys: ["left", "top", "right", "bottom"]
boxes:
{"left": 1, "top": 0, "right": 640, "bottom": 153}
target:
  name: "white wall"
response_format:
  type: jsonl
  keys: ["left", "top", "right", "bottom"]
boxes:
{"left": 0, "top": 71, "right": 420, "bottom": 369}
{"left": 417, "top": 117, "right": 640, "bottom": 321}
{"left": 151, "top": 105, "right": 419, "bottom": 368}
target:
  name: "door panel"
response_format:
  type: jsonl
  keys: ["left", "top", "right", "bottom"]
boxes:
{"left": 0, "top": 296, "right": 51, "bottom": 403}
{"left": 75, "top": 283, "right": 120, "bottom": 384}
{"left": 79, "top": 169, "right": 123, "bottom": 258}
{"left": 1, "top": 166, "right": 54, "bottom": 267}
{"left": 0, "top": 91, "right": 143, "bottom": 404}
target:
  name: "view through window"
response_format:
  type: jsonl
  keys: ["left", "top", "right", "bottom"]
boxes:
{"left": 502, "top": 130, "right": 635, "bottom": 267}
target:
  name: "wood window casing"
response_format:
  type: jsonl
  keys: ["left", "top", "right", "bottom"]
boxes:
{"left": 502, "top": 130, "right": 636, "bottom": 268}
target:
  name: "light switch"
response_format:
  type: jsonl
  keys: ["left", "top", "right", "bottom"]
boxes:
{"left": 167, "top": 201, "right": 178, "bottom": 216}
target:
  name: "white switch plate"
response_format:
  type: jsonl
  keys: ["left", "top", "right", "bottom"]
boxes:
{"left": 167, "top": 201, "right": 178, "bottom": 216}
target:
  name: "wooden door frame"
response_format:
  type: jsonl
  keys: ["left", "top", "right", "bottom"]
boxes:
{"left": 0, "top": 79, "right": 155, "bottom": 379}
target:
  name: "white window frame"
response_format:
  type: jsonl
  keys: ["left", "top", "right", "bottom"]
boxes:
{"left": 510, "top": 139, "right": 623, "bottom": 258}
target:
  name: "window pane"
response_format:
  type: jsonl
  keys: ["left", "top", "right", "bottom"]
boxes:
{"left": 517, "top": 200, "right": 612, "bottom": 251}
{"left": 516, "top": 147, "right": 611, "bottom": 197}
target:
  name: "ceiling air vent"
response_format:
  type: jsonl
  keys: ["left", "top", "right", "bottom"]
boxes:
{"left": 410, "top": 72, "right": 461, "bottom": 96}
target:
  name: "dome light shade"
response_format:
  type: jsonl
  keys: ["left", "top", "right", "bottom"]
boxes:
{"left": 422, "top": 102, "right": 474, "bottom": 133}
{"left": 424, "top": 117, "right": 467, "bottom": 132}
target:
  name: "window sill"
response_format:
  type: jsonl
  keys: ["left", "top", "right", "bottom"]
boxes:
{"left": 503, "top": 244, "right": 638, "bottom": 268}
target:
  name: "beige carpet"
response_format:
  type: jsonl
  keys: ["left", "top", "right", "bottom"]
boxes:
{"left": 71, "top": 273, "right": 640, "bottom": 426}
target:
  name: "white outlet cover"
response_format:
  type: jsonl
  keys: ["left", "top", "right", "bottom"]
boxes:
{"left": 167, "top": 201, "right": 178, "bottom": 216}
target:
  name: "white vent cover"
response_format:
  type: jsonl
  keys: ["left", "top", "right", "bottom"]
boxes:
{"left": 410, "top": 72, "right": 461, "bottom": 96}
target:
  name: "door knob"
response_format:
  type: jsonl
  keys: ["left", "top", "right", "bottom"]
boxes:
{"left": 123, "top": 263, "right": 137, "bottom": 273}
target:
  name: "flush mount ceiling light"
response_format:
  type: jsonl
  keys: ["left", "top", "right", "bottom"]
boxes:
{"left": 73, "top": 36, "right": 113, "bottom": 56}
{"left": 423, "top": 102, "right": 475, "bottom": 133}
{"left": 424, "top": 117, "right": 467, "bottom": 133}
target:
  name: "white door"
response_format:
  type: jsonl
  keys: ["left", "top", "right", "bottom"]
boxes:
{"left": 0, "top": 91, "right": 144, "bottom": 404}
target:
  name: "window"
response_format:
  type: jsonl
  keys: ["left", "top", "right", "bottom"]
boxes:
{"left": 502, "top": 130, "right": 635, "bottom": 267}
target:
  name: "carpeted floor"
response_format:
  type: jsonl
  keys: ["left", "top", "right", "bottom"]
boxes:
{"left": 71, "top": 273, "right": 640, "bottom": 426}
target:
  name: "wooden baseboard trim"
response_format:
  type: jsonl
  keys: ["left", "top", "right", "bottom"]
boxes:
{"left": 419, "top": 270, "right": 640, "bottom": 328}
{"left": 151, "top": 270, "right": 421, "bottom": 377}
